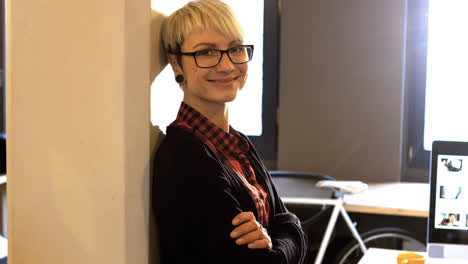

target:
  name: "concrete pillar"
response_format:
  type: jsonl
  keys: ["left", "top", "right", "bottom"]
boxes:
{"left": 5, "top": 0, "right": 159, "bottom": 262}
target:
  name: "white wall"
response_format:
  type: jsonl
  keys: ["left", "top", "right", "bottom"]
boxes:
{"left": 278, "top": 0, "right": 407, "bottom": 182}
{"left": 6, "top": 0, "right": 158, "bottom": 263}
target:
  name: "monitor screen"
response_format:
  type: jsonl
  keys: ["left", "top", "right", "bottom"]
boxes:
{"left": 433, "top": 155, "right": 468, "bottom": 231}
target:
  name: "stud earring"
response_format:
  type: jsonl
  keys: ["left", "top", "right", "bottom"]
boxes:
{"left": 176, "top": 74, "right": 184, "bottom": 83}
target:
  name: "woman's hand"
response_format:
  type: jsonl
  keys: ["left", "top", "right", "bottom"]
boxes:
{"left": 230, "top": 212, "right": 272, "bottom": 249}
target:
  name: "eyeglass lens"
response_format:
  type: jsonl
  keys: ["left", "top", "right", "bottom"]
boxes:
{"left": 195, "top": 46, "right": 253, "bottom": 68}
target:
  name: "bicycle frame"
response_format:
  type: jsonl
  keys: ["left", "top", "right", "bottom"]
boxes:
{"left": 281, "top": 196, "right": 367, "bottom": 264}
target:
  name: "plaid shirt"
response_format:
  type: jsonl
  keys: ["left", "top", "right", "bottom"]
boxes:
{"left": 169, "top": 102, "right": 270, "bottom": 227}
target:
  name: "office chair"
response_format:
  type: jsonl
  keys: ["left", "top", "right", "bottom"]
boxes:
{"left": 269, "top": 170, "right": 341, "bottom": 224}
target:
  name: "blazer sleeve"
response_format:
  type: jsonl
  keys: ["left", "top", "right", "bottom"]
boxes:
{"left": 168, "top": 144, "right": 290, "bottom": 264}
{"left": 239, "top": 132, "right": 309, "bottom": 263}
{"left": 267, "top": 176, "right": 309, "bottom": 264}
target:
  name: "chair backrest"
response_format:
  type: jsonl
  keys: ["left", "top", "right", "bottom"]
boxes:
{"left": 269, "top": 170, "right": 341, "bottom": 249}
{"left": 269, "top": 170, "right": 339, "bottom": 199}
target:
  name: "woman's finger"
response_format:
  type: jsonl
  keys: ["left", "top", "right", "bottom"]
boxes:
{"left": 248, "top": 239, "right": 272, "bottom": 249}
{"left": 234, "top": 229, "right": 265, "bottom": 245}
{"left": 230, "top": 219, "right": 261, "bottom": 239}
{"left": 232, "top": 211, "right": 255, "bottom": 226}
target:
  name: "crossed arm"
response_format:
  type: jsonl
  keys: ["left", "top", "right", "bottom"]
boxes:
{"left": 178, "top": 150, "right": 308, "bottom": 263}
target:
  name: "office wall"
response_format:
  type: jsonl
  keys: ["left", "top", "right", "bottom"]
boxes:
{"left": 6, "top": 0, "right": 152, "bottom": 263}
{"left": 278, "top": 0, "right": 407, "bottom": 182}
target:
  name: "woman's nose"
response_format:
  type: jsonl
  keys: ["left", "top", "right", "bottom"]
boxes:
{"left": 216, "top": 53, "right": 235, "bottom": 72}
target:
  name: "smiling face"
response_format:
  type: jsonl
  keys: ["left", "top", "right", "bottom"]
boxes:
{"left": 168, "top": 27, "right": 248, "bottom": 109}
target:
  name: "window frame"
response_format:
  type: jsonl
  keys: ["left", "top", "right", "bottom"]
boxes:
{"left": 246, "top": 0, "right": 280, "bottom": 165}
{"left": 402, "top": 0, "right": 430, "bottom": 181}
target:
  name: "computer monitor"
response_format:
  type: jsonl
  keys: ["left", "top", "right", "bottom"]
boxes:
{"left": 427, "top": 141, "right": 468, "bottom": 259}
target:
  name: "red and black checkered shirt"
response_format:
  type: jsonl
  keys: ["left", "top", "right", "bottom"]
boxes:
{"left": 169, "top": 102, "right": 270, "bottom": 227}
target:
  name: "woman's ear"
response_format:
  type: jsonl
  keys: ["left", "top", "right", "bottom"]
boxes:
{"left": 167, "top": 53, "right": 182, "bottom": 74}
{"left": 167, "top": 53, "right": 185, "bottom": 86}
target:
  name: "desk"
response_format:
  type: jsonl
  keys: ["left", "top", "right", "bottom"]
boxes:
{"left": 274, "top": 179, "right": 429, "bottom": 217}
{"left": 358, "top": 248, "right": 468, "bottom": 264}
{"left": 344, "top": 183, "right": 428, "bottom": 217}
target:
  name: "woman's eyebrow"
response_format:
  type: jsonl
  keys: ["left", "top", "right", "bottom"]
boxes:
{"left": 192, "top": 40, "right": 242, "bottom": 49}
{"left": 192, "top": 42, "right": 217, "bottom": 49}
{"left": 229, "top": 40, "right": 242, "bottom": 46}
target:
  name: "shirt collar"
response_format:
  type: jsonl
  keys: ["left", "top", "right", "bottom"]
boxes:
{"left": 170, "top": 102, "right": 249, "bottom": 156}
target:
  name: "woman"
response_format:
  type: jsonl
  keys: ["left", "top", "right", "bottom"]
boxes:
{"left": 152, "top": 1, "right": 308, "bottom": 263}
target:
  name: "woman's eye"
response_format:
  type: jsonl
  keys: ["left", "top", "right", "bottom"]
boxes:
{"left": 231, "top": 47, "right": 243, "bottom": 53}
{"left": 197, "top": 49, "right": 215, "bottom": 56}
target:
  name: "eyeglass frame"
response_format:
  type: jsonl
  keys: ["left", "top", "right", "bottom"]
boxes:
{"left": 173, "top": 45, "right": 254, "bottom": 68}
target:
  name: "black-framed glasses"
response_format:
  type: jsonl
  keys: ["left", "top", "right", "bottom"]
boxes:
{"left": 175, "top": 45, "right": 254, "bottom": 68}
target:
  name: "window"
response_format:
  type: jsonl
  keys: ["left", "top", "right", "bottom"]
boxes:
{"left": 404, "top": 0, "right": 468, "bottom": 178}
{"left": 150, "top": 0, "right": 279, "bottom": 163}
{"left": 424, "top": 0, "right": 468, "bottom": 149}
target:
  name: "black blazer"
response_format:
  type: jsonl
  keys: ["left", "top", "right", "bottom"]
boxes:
{"left": 152, "top": 126, "right": 308, "bottom": 264}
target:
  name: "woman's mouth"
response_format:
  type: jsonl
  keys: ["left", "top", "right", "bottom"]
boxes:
{"left": 209, "top": 76, "right": 239, "bottom": 86}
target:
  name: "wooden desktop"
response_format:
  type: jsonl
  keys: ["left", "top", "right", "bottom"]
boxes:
{"left": 343, "top": 182, "right": 428, "bottom": 217}
{"left": 276, "top": 179, "right": 429, "bottom": 218}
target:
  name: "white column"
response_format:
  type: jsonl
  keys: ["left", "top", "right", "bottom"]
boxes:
{"left": 6, "top": 0, "right": 153, "bottom": 263}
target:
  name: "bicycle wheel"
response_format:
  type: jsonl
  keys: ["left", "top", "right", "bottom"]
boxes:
{"left": 333, "top": 227, "right": 426, "bottom": 264}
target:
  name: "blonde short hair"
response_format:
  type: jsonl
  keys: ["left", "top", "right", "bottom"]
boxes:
{"left": 161, "top": 0, "right": 244, "bottom": 54}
